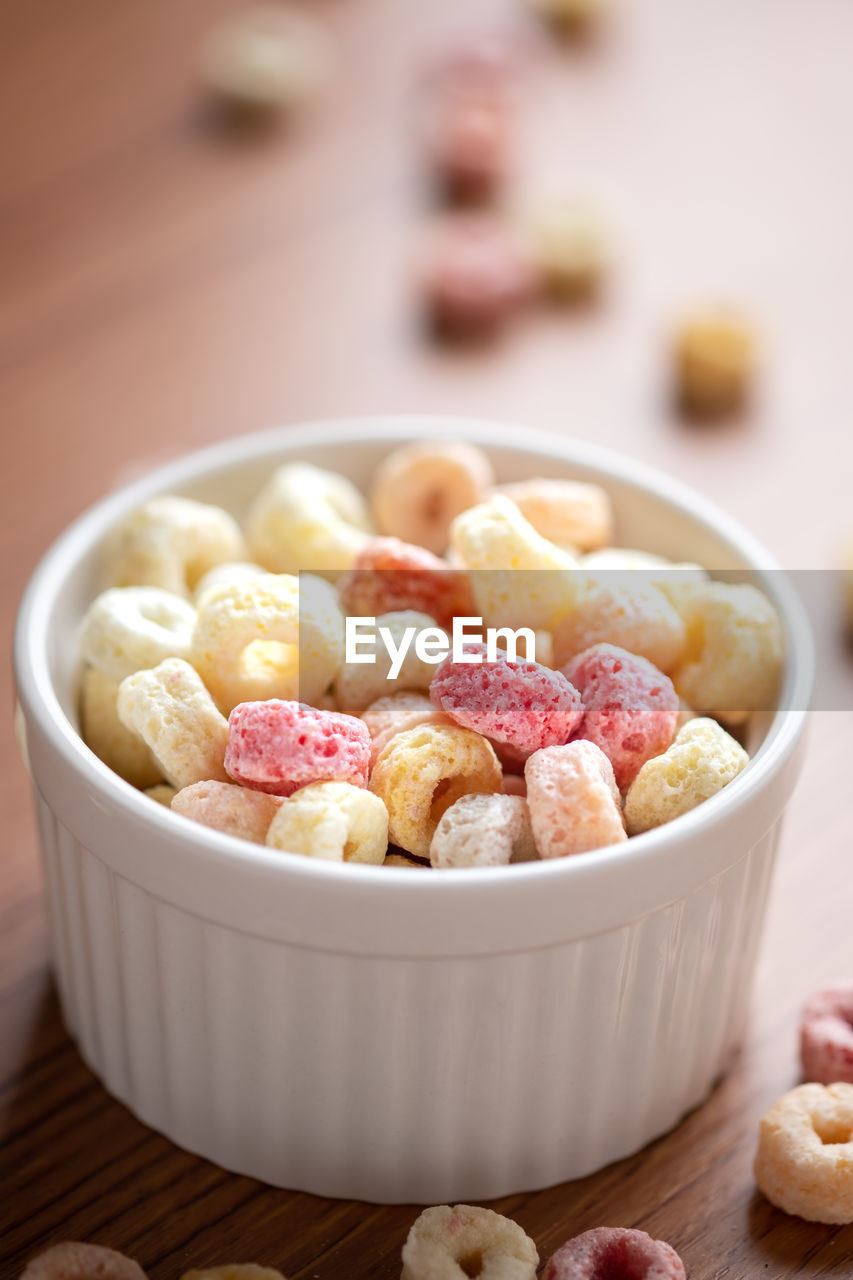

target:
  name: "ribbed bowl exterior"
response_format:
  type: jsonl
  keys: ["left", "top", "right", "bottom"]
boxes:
{"left": 35, "top": 785, "right": 780, "bottom": 1203}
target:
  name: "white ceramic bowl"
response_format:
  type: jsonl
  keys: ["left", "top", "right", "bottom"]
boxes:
{"left": 14, "top": 417, "right": 812, "bottom": 1204}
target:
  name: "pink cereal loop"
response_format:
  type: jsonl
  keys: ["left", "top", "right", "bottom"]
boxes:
{"left": 226, "top": 700, "right": 370, "bottom": 796}
{"left": 542, "top": 1227, "right": 685, "bottom": 1280}
{"left": 800, "top": 983, "right": 853, "bottom": 1085}
{"left": 19, "top": 1241, "right": 149, "bottom": 1280}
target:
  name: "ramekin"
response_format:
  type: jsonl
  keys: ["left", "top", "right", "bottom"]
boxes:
{"left": 14, "top": 417, "right": 812, "bottom": 1204}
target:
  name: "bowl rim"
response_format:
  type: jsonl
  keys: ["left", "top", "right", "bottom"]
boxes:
{"left": 14, "top": 414, "right": 814, "bottom": 897}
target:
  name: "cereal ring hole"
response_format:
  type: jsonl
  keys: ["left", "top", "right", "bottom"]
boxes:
{"left": 430, "top": 776, "right": 475, "bottom": 825}
{"left": 458, "top": 1250, "right": 484, "bottom": 1277}
{"left": 240, "top": 639, "right": 298, "bottom": 679}
{"left": 813, "top": 1116, "right": 853, "bottom": 1145}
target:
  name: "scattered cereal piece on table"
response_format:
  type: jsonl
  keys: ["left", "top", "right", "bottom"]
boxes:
{"left": 563, "top": 643, "right": 679, "bottom": 791}
{"left": 673, "top": 306, "right": 756, "bottom": 419}
{"left": 245, "top": 463, "right": 372, "bottom": 578}
{"left": 19, "top": 1241, "right": 149, "bottom": 1280}
{"left": 370, "top": 441, "right": 494, "bottom": 555}
{"left": 102, "top": 496, "right": 247, "bottom": 598}
{"left": 80, "top": 666, "right": 163, "bottom": 789}
{"left": 117, "top": 657, "right": 230, "bottom": 790}
{"left": 430, "top": 642, "right": 583, "bottom": 759}
{"left": 266, "top": 780, "right": 388, "bottom": 864}
{"left": 401, "top": 1204, "right": 538, "bottom": 1280}
{"left": 420, "top": 217, "right": 534, "bottom": 341}
{"left": 525, "top": 740, "right": 626, "bottom": 858}
{"left": 542, "top": 1227, "right": 685, "bottom": 1280}
{"left": 426, "top": 95, "right": 511, "bottom": 203}
{"left": 552, "top": 579, "right": 687, "bottom": 674}
{"left": 527, "top": 0, "right": 608, "bottom": 37}
{"left": 754, "top": 1082, "right": 853, "bottom": 1223}
{"left": 370, "top": 722, "right": 501, "bottom": 859}
{"left": 430, "top": 792, "right": 535, "bottom": 867}
{"left": 199, "top": 3, "right": 331, "bottom": 119}
{"left": 800, "top": 983, "right": 853, "bottom": 1086}
{"left": 623, "top": 716, "right": 748, "bottom": 835}
{"left": 493, "top": 477, "right": 613, "bottom": 551}
{"left": 181, "top": 1267, "right": 288, "bottom": 1280}
{"left": 225, "top": 699, "right": 370, "bottom": 796}
{"left": 79, "top": 586, "right": 197, "bottom": 683}
{"left": 521, "top": 200, "right": 608, "bottom": 301}
{"left": 338, "top": 536, "right": 475, "bottom": 629}
{"left": 172, "top": 780, "right": 283, "bottom": 843}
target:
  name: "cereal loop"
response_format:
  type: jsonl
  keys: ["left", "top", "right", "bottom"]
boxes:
{"left": 542, "top": 1228, "right": 685, "bottom": 1280}
{"left": 266, "top": 781, "right": 388, "bottom": 863}
{"left": 370, "top": 723, "right": 501, "bottom": 858}
{"left": 668, "top": 581, "right": 783, "bottom": 722}
{"left": 800, "top": 984, "right": 853, "bottom": 1086}
{"left": 172, "top": 781, "right": 283, "bottom": 843}
{"left": 194, "top": 561, "right": 268, "bottom": 604}
{"left": 226, "top": 700, "right": 370, "bottom": 796}
{"left": 103, "top": 496, "right": 246, "bottom": 598}
{"left": 430, "top": 793, "right": 536, "bottom": 868}
{"left": 334, "top": 611, "right": 446, "bottom": 715}
{"left": 430, "top": 642, "right": 583, "bottom": 758}
{"left": 552, "top": 580, "right": 686, "bottom": 674}
{"left": 361, "top": 691, "right": 450, "bottom": 769}
{"left": 623, "top": 717, "right": 748, "bottom": 836}
{"left": 525, "top": 741, "right": 626, "bottom": 859}
{"left": 245, "top": 462, "right": 372, "bottom": 578}
{"left": 20, "top": 1241, "right": 148, "bottom": 1280}
{"left": 450, "top": 494, "right": 582, "bottom": 630}
{"left": 80, "top": 667, "right": 163, "bottom": 789}
{"left": 117, "top": 658, "right": 230, "bottom": 790}
{"left": 564, "top": 643, "right": 679, "bottom": 792}
{"left": 754, "top": 1083, "right": 853, "bottom": 1223}
{"left": 493, "top": 478, "right": 613, "bottom": 551}
{"left": 421, "top": 218, "right": 533, "bottom": 340}
{"left": 79, "top": 586, "right": 196, "bottom": 683}
{"left": 191, "top": 573, "right": 344, "bottom": 714}
{"left": 338, "top": 536, "right": 475, "bottom": 630}
{"left": 371, "top": 442, "right": 494, "bottom": 556}
{"left": 181, "top": 1267, "right": 288, "bottom": 1280}
{"left": 401, "top": 1204, "right": 538, "bottom": 1280}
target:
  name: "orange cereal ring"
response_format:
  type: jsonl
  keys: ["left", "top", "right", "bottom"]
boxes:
{"left": 370, "top": 723, "right": 501, "bottom": 859}
{"left": 370, "top": 441, "right": 494, "bottom": 556}
{"left": 401, "top": 1205, "right": 538, "bottom": 1280}
{"left": 20, "top": 1241, "right": 148, "bottom": 1280}
{"left": 172, "top": 781, "right": 283, "bottom": 844}
{"left": 525, "top": 741, "right": 626, "bottom": 858}
{"left": 754, "top": 1083, "right": 853, "bottom": 1223}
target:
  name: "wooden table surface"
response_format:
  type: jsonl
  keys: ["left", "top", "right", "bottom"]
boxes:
{"left": 3, "top": 0, "right": 853, "bottom": 1275}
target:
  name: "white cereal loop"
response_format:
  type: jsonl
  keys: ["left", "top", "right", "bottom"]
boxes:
{"left": 401, "top": 1204, "right": 538, "bottom": 1280}
{"left": 370, "top": 723, "right": 502, "bottom": 859}
{"left": 449, "top": 494, "right": 583, "bottom": 630}
{"left": 245, "top": 462, "right": 372, "bottom": 578}
{"left": 193, "top": 560, "right": 268, "bottom": 604}
{"left": 200, "top": 3, "right": 331, "bottom": 117}
{"left": 334, "top": 611, "right": 446, "bottom": 716}
{"left": 430, "top": 793, "right": 536, "bottom": 868}
{"left": 172, "top": 781, "right": 283, "bottom": 844}
{"left": 668, "top": 580, "right": 783, "bottom": 722}
{"left": 191, "top": 573, "right": 344, "bottom": 714}
{"left": 623, "top": 717, "right": 749, "bottom": 836}
{"left": 370, "top": 441, "right": 495, "bottom": 556}
{"left": 493, "top": 478, "right": 613, "bottom": 551}
{"left": 117, "top": 658, "right": 230, "bottom": 790}
{"left": 79, "top": 586, "right": 197, "bottom": 683}
{"left": 79, "top": 666, "right": 163, "bottom": 789}
{"left": 103, "top": 496, "right": 247, "bottom": 598}
{"left": 552, "top": 579, "right": 687, "bottom": 674}
{"left": 266, "top": 781, "right": 388, "bottom": 863}
{"left": 20, "top": 1241, "right": 149, "bottom": 1280}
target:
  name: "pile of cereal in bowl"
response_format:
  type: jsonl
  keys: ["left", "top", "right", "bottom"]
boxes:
{"left": 78, "top": 440, "right": 783, "bottom": 868}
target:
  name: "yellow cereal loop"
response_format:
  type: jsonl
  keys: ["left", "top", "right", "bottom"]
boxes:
{"left": 552, "top": 580, "right": 686, "bottom": 673}
{"left": 370, "top": 723, "right": 501, "bottom": 859}
{"left": 401, "top": 1205, "right": 538, "bottom": 1280}
{"left": 79, "top": 586, "right": 197, "bottom": 682}
{"left": 172, "top": 781, "right": 283, "bottom": 844}
{"left": 623, "top": 717, "right": 749, "bottom": 836}
{"left": 754, "top": 1083, "right": 853, "bottom": 1224}
{"left": 668, "top": 581, "right": 783, "bottom": 721}
{"left": 361, "top": 691, "right": 451, "bottom": 768}
{"left": 245, "top": 462, "right": 372, "bottom": 578}
{"left": 117, "top": 658, "right": 230, "bottom": 790}
{"left": 335, "top": 610, "right": 447, "bottom": 716}
{"left": 193, "top": 560, "right": 268, "bottom": 604}
{"left": 449, "top": 494, "right": 583, "bottom": 630}
{"left": 493, "top": 477, "right": 613, "bottom": 551}
{"left": 370, "top": 441, "right": 494, "bottom": 556}
{"left": 103, "top": 496, "right": 247, "bottom": 598}
{"left": 191, "top": 573, "right": 344, "bottom": 714}
{"left": 266, "top": 781, "right": 388, "bottom": 864}
{"left": 79, "top": 666, "right": 163, "bottom": 789}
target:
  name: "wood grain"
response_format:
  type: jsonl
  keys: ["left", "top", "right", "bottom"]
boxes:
{"left": 2, "top": 0, "right": 853, "bottom": 1276}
